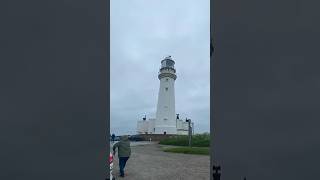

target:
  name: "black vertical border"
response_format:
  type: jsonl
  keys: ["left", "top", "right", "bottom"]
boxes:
{"left": 210, "top": 0, "right": 215, "bottom": 179}
{"left": 0, "top": 0, "right": 109, "bottom": 179}
{"left": 106, "top": 0, "right": 110, "bottom": 178}
{"left": 210, "top": 0, "right": 320, "bottom": 179}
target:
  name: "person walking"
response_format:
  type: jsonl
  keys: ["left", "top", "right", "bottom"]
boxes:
{"left": 112, "top": 135, "right": 131, "bottom": 178}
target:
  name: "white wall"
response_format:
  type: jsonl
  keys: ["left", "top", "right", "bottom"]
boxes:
{"left": 137, "top": 118, "right": 189, "bottom": 135}
{"left": 155, "top": 68, "right": 177, "bottom": 134}
{"left": 137, "top": 120, "right": 148, "bottom": 134}
{"left": 147, "top": 118, "right": 156, "bottom": 134}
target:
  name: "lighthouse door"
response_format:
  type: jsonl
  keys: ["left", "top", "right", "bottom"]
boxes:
{"left": 164, "top": 131, "right": 167, "bottom": 135}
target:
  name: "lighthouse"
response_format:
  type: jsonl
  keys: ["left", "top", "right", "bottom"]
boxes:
{"left": 154, "top": 56, "right": 177, "bottom": 134}
{"left": 136, "top": 56, "right": 189, "bottom": 135}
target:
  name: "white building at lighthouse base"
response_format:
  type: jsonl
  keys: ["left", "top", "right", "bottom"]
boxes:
{"left": 137, "top": 117, "right": 189, "bottom": 135}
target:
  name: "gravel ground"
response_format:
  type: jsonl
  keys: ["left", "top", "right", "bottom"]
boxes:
{"left": 111, "top": 142, "right": 210, "bottom": 180}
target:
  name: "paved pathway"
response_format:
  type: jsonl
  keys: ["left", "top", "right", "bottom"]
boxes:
{"left": 110, "top": 142, "right": 210, "bottom": 180}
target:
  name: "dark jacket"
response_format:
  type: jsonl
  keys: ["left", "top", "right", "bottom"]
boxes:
{"left": 112, "top": 135, "right": 131, "bottom": 157}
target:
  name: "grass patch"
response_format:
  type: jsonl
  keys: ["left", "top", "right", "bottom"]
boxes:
{"left": 163, "top": 147, "right": 209, "bottom": 155}
{"left": 159, "top": 133, "right": 210, "bottom": 147}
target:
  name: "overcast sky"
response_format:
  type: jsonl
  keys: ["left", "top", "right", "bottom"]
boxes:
{"left": 110, "top": 0, "right": 210, "bottom": 135}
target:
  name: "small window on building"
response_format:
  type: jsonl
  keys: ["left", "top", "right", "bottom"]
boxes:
{"left": 166, "top": 78, "right": 168, "bottom": 81}
{"left": 164, "top": 118, "right": 168, "bottom": 120}
{"left": 165, "top": 87, "right": 168, "bottom": 91}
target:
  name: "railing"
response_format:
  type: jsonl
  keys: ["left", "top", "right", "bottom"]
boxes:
{"left": 159, "top": 67, "right": 176, "bottom": 73}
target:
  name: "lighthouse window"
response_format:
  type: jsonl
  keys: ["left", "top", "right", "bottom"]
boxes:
{"left": 166, "top": 60, "right": 174, "bottom": 67}
{"left": 165, "top": 87, "right": 168, "bottom": 91}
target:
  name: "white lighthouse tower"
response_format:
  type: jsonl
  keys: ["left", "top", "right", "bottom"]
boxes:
{"left": 136, "top": 56, "right": 189, "bottom": 135}
{"left": 154, "top": 56, "right": 177, "bottom": 134}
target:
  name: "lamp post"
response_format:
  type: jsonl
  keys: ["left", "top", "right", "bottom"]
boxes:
{"left": 176, "top": 114, "right": 179, "bottom": 130}
{"left": 186, "top": 118, "right": 192, "bottom": 147}
{"left": 192, "top": 122, "right": 194, "bottom": 135}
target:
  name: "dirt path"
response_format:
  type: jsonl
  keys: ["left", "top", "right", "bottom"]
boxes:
{"left": 111, "top": 142, "right": 210, "bottom": 180}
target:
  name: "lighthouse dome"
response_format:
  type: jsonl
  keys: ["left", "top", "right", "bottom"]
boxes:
{"left": 161, "top": 56, "right": 175, "bottom": 68}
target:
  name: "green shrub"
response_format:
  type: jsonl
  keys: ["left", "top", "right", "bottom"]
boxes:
{"left": 163, "top": 147, "right": 209, "bottom": 155}
{"left": 159, "top": 133, "right": 210, "bottom": 147}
